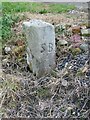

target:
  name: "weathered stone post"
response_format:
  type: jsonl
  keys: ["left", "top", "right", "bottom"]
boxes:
{"left": 23, "top": 19, "right": 55, "bottom": 77}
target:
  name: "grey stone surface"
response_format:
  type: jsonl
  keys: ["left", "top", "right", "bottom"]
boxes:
{"left": 81, "top": 29, "right": 90, "bottom": 35}
{"left": 80, "top": 43, "right": 88, "bottom": 52}
{"left": 23, "top": 19, "right": 55, "bottom": 77}
{"left": 57, "top": 40, "right": 68, "bottom": 46}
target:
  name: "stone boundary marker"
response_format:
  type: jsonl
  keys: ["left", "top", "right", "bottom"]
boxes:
{"left": 23, "top": 19, "right": 55, "bottom": 77}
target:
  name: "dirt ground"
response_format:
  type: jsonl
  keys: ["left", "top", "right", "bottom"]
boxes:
{"left": 1, "top": 10, "right": 90, "bottom": 118}
{"left": 12, "top": 11, "right": 88, "bottom": 36}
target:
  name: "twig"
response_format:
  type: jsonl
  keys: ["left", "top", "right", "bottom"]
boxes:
{"left": 80, "top": 98, "right": 89, "bottom": 112}
{"left": 0, "top": 90, "right": 7, "bottom": 109}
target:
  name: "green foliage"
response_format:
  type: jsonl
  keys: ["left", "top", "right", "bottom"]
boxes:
{"left": 0, "top": 77, "right": 20, "bottom": 91}
{"left": 0, "top": 17, "right": 2, "bottom": 40}
{"left": 39, "top": 9, "right": 48, "bottom": 14}
{"left": 2, "top": 2, "right": 45, "bottom": 14}
{"left": 0, "top": 3, "right": 2, "bottom": 42}
{"left": 2, "top": 2, "right": 76, "bottom": 14}
{"left": 37, "top": 87, "right": 51, "bottom": 99}
{"left": 49, "top": 3, "right": 76, "bottom": 13}
{"left": 2, "top": 2, "right": 76, "bottom": 43}
{"left": 0, "top": 42, "right": 2, "bottom": 51}
{"left": 2, "top": 13, "right": 19, "bottom": 43}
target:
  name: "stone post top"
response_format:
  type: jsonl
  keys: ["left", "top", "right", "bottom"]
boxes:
{"left": 23, "top": 19, "right": 54, "bottom": 28}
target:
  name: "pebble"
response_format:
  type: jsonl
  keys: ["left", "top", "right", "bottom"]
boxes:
{"left": 57, "top": 40, "right": 68, "bottom": 46}
{"left": 4, "top": 46, "right": 11, "bottom": 54}
{"left": 2, "top": 58, "right": 8, "bottom": 63}
{"left": 86, "top": 69, "right": 90, "bottom": 77}
{"left": 68, "top": 10, "right": 79, "bottom": 14}
{"left": 82, "top": 36, "right": 89, "bottom": 42}
{"left": 72, "top": 26, "right": 81, "bottom": 34}
{"left": 67, "top": 107, "right": 73, "bottom": 110}
{"left": 81, "top": 28, "right": 90, "bottom": 36}
{"left": 61, "top": 79, "right": 68, "bottom": 87}
{"left": 70, "top": 48, "right": 81, "bottom": 56}
{"left": 80, "top": 43, "right": 88, "bottom": 52}
{"left": 70, "top": 34, "right": 81, "bottom": 48}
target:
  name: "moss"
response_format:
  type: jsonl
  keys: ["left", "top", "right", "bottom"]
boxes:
{"left": 70, "top": 48, "right": 81, "bottom": 56}
{"left": 37, "top": 87, "right": 51, "bottom": 99}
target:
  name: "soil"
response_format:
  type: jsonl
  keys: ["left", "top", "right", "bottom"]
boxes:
{"left": 0, "top": 10, "right": 90, "bottom": 118}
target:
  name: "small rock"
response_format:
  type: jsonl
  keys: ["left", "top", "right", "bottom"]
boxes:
{"left": 15, "top": 40, "right": 25, "bottom": 46}
{"left": 57, "top": 40, "right": 68, "bottom": 46}
{"left": 70, "top": 48, "right": 81, "bottom": 56}
{"left": 68, "top": 10, "right": 79, "bottom": 14}
{"left": 2, "top": 58, "right": 8, "bottom": 63}
{"left": 81, "top": 28, "right": 90, "bottom": 36}
{"left": 72, "top": 112, "right": 75, "bottom": 115}
{"left": 82, "top": 36, "right": 88, "bottom": 42}
{"left": 4, "top": 46, "right": 11, "bottom": 54}
{"left": 67, "top": 107, "right": 73, "bottom": 110}
{"left": 69, "top": 65, "right": 72, "bottom": 69}
{"left": 70, "top": 34, "right": 82, "bottom": 47}
{"left": 12, "top": 45, "right": 25, "bottom": 57}
{"left": 80, "top": 43, "right": 88, "bottom": 52}
{"left": 86, "top": 69, "right": 90, "bottom": 77}
{"left": 80, "top": 25, "right": 87, "bottom": 29}
{"left": 61, "top": 79, "right": 68, "bottom": 87}
{"left": 72, "top": 26, "right": 81, "bottom": 34}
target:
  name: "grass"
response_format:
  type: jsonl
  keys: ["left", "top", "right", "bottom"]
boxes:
{"left": 2, "top": 2, "right": 43, "bottom": 14}
{"left": 0, "top": 42, "right": 2, "bottom": 52}
{"left": 2, "top": 2, "right": 75, "bottom": 14}
{"left": 2, "top": 13, "right": 19, "bottom": 43}
{"left": 1, "top": 2, "right": 76, "bottom": 44}
{"left": 49, "top": 4, "right": 75, "bottom": 13}
{"left": 0, "top": 17, "right": 2, "bottom": 40}
{"left": 37, "top": 87, "right": 51, "bottom": 99}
